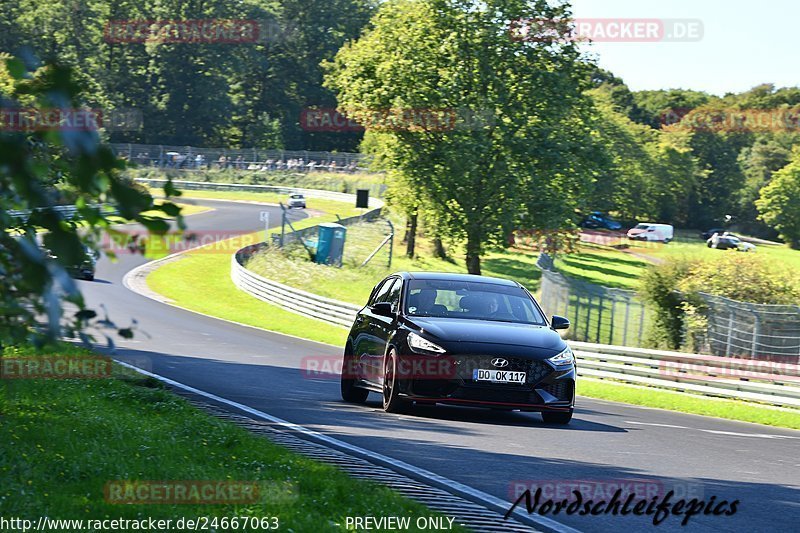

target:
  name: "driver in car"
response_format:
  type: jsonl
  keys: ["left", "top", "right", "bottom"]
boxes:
{"left": 411, "top": 288, "right": 446, "bottom": 316}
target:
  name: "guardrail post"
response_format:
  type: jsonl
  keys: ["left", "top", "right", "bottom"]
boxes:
{"left": 726, "top": 314, "right": 734, "bottom": 357}
{"left": 596, "top": 294, "right": 604, "bottom": 344}
{"left": 280, "top": 205, "right": 286, "bottom": 248}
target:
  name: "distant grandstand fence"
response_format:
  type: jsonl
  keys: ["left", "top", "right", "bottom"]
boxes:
{"left": 110, "top": 143, "right": 373, "bottom": 173}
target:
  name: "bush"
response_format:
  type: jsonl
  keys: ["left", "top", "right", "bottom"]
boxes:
{"left": 640, "top": 258, "right": 692, "bottom": 349}
{"left": 641, "top": 254, "right": 800, "bottom": 350}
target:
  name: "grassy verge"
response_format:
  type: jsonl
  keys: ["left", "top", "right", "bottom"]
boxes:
{"left": 0, "top": 344, "right": 465, "bottom": 530}
{"left": 579, "top": 378, "right": 800, "bottom": 430}
{"left": 553, "top": 245, "right": 650, "bottom": 290}
{"left": 148, "top": 252, "right": 348, "bottom": 346}
{"left": 246, "top": 221, "right": 543, "bottom": 305}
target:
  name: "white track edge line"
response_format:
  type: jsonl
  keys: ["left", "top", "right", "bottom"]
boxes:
{"left": 114, "top": 359, "right": 580, "bottom": 533}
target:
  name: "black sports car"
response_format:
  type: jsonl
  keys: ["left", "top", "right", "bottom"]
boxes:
{"left": 341, "top": 272, "right": 576, "bottom": 424}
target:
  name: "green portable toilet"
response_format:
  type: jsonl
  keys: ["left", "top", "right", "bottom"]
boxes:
{"left": 316, "top": 223, "right": 346, "bottom": 266}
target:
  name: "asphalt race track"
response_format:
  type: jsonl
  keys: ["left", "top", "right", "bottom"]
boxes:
{"left": 79, "top": 198, "right": 800, "bottom": 533}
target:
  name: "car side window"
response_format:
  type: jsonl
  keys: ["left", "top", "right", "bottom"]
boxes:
{"left": 368, "top": 278, "right": 393, "bottom": 306}
{"left": 384, "top": 278, "right": 403, "bottom": 312}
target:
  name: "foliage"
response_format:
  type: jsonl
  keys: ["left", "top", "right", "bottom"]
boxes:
{"left": 736, "top": 136, "right": 793, "bottom": 236}
{"left": 631, "top": 88, "right": 711, "bottom": 129}
{"left": 0, "top": 57, "right": 183, "bottom": 348}
{"left": 757, "top": 151, "right": 800, "bottom": 248}
{"left": 589, "top": 88, "right": 701, "bottom": 226}
{"left": 641, "top": 254, "right": 800, "bottom": 350}
{"left": 640, "top": 258, "right": 693, "bottom": 349}
{"left": 0, "top": 0, "right": 375, "bottom": 150}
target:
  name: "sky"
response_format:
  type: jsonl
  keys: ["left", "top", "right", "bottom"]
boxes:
{"left": 568, "top": 0, "right": 799, "bottom": 95}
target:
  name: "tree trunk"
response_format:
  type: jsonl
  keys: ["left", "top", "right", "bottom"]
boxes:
{"left": 405, "top": 212, "right": 417, "bottom": 258}
{"left": 465, "top": 231, "right": 481, "bottom": 275}
{"left": 433, "top": 237, "right": 447, "bottom": 260}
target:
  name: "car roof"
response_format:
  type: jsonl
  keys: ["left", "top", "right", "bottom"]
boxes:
{"left": 396, "top": 271, "right": 519, "bottom": 287}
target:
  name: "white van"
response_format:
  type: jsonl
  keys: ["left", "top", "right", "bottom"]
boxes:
{"left": 627, "top": 223, "right": 674, "bottom": 243}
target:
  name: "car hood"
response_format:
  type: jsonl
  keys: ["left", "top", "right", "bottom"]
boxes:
{"left": 627, "top": 228, "right": 646, "bottom": 235}
{"left": 407, "top": 317, "right": 566, "bottom": 355}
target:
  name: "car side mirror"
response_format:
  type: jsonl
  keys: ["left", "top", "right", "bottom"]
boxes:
{"left": 371, "top": 302, "right": 394, "bottom": 317}
{"left": 551, "top": 315, "right": 570, "bottom": 330}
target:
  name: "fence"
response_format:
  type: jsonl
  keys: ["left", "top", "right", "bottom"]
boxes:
{"left": 537, "top": 254, "right": 651, "bottom": 347}
{"left": 700, "top": 293, "right": 800, "bottom": 360}
{"left": 111, "top": 143, "right": 373, "bottom": 174}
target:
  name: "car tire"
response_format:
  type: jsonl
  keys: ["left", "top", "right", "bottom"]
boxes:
{"left": 541, "top": 409, "right": 573, "bottom": 425}
{"left": 85, "top": 274, "right": 95, "bottom": 281}
{"left": 383, "top": 348, "right": 411, "bottom": 414}
{"left": 341, "top": 349, "right": 368, "bottom": 404}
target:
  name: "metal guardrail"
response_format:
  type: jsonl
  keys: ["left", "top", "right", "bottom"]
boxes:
{"left": 8, "top": 204, "right": 117, "bottom": 220}
{"left": 230, "top": 256, "right": 800, "bottom": 407}
{"left": 231, "top": 252, "right": 360, "bottom": 327}
{"left": 570, "top": 341, "right": 800, "bottom": 408}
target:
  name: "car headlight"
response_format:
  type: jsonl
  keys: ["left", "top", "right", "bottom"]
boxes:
{"left": 548, "top": 345, "right": 574, "bottom": 366}
{"left": 408, "top": 332, "right": 446, "bottom": 354}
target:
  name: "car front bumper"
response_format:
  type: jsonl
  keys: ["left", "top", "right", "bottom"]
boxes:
{"left": 396, "top": 354, "right": 575, "bottom": 412}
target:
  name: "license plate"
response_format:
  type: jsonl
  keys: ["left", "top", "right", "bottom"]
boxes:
{"left": 473, "top": 369, "right": 526, "bottom": 384}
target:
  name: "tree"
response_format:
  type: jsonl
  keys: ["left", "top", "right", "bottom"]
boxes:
{"left": 588, "top": 88, "right": 700, "bottom": 226}
{"left": 632, "top": 88, "right": 712, "bottom": 129}
{"left": 757, "top": 151, "right": 800, "bottom": 248}
{"left": 736, "top": 136, "right": 792, "bottom": 236}
{"left": 325, "top": 0, "right": 596, "bottom": 274}
{"left": 0, "top": 57, "right": 183, "bottom": 348}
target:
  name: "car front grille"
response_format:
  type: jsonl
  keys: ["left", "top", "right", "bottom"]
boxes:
{"left": 449, "top": 386, "right": 541, "bottom": 405}
{"left": 453, "top": 355, "right": 553, "bottom": 386}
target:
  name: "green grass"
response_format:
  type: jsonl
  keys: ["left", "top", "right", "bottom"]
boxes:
{"left": 553, "top": 247, "right": 650, "bottom": 290}
{"left": 644, "top": 236, "right": 800, "bottom": 269}
{"left": 550, "top": 236, "right": 800, "bottom": 291}
{"left": 579, "top": 378, "right": 800, "bottom": 430}
{"left": 246, "top": 222, "right": 543, "bottom": 305}
{"left": 148, "top": 253, "right": 349, "bottom": 346}
{"left": 0, "top": 344, "right": 466, "bottom": 530}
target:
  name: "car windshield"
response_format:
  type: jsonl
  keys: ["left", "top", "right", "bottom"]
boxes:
{"left": 404, "top": 279, "right": 546, "bottom": 325}
{"left": 635, "top": 224, "right": 650, "bottom": 229}
{"left": 290, "top": 194, "right": 303, "bottom": 199}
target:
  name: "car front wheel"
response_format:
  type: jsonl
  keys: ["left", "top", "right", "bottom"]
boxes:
{"left": 341, "top": 349, "right": 368, "bottom": 403}
{"left": 541, "top": 409, "right": 573, "bottom": 425}
{"left": 383, "top": 348, "right": 411, "bottom": 413}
